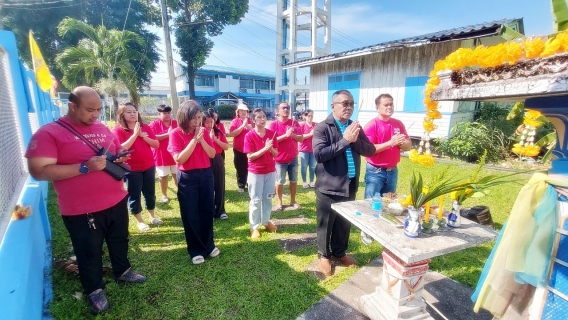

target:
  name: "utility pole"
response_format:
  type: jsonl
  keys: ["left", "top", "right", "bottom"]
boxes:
{"left": 159, "top": 0, "right": 179, "bottom": 116}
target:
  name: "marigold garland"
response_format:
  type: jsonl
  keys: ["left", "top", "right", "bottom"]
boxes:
{"left": 512, "top": 110, "right": 545, "bottom": 157}
{"left": 411, "top": 29, "right": 568, "bottom": 166}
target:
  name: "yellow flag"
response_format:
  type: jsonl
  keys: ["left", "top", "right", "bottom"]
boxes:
{"left": 29, "top": 30, "right": 54, "bottom": 91}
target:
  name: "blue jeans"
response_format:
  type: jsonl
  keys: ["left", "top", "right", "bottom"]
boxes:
{"left": 299, "top": 152, "right": 316, "bottom": 184}
{"left": 364, "top": 163, "right": 398, "bottom": 199}
{"left": 124, "top": 166, "right": 156, "bottom": 215}
{"left": 276, "top": 157, "right": 298, "bottom": 185}
{"left": 247, "top": 171, "right": 276, "bottom": 230}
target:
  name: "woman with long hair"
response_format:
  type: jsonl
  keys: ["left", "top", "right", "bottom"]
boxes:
{"left": 168, "top": 100, "right": 219, "bottom": 264}
{"left": 204, "top": 109, "right": 229, "bottom": 220}
{"left": 209, "top": 108, "right": 227, "bottom": 160}
{"left": 229, "top": 104, "right": 252, "bottom": 192}
{"left": 299, "top": 109, "right": 317, "bottom": 188}
{"left": 243, "top": 108, "right": 278, "bottom": 238}
{"left": 112, "top": 102, "right": 161, "bottom": 232}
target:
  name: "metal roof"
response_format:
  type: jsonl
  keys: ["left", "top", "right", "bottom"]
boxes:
{"left": 175, "top": 61, "right": 275, "bottom": 78}
{"left": 283, "top": 18, "right": 521, "bottom": 69}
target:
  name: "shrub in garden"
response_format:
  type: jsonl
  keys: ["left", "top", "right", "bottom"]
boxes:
{"left": 217, "top": 104, "right": 237, "bottom": 120}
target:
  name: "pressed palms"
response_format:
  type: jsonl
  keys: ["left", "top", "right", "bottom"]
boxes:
{"left": 56, "top": 18, "right": 151, "bottom": 110}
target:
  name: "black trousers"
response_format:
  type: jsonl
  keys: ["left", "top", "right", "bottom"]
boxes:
{"left": 211, "top": 153, "right": 227, "bottom": 218}
{"left": 316, "top": 179, "right": 357, "bottom": 259}
{"left": 178, "top": 168, "right": 216, "bottom": 258}
{"left": 61, "top": 196, "right": 131, "bottom": 294}
{"left": 233, "top": 149, "right": 248, "bottom": 189}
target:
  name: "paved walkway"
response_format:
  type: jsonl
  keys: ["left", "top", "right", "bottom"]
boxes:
{"left": 296, "top": 256, "right": 493, "bottom": 320}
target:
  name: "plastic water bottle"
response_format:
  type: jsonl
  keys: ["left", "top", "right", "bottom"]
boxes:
{"left": 371, "top": 193, "right": 383, "bottom": 216}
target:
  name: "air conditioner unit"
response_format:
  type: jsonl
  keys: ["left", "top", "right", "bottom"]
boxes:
{"left": 255, "top": 89, "right": 261, "bottom": 94}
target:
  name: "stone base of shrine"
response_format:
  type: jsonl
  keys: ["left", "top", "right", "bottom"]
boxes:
{"left": 361, "top": 287, "right": 434, "bottom": 320}
{"left": 360, "top": 250, "right": 434, "bottom": 320}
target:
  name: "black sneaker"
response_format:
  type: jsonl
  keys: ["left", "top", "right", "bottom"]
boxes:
{"left": 117, "top": 268, "right": 147, "bottom": 283}
{"left": 87, "top": 289, "right": 110, "bottom": 314}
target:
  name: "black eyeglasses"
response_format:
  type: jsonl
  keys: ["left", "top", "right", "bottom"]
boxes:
{"left": 334, "top": 101, "right": 355, "bottom": 108}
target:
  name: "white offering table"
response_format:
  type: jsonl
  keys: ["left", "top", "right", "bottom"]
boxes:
{"left": 331, "top": 199, "right": 498, "bottom": 320}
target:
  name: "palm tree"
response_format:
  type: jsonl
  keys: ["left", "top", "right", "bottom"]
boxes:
{"left": 55, "top": 18, "right": 151, "bottom": 112}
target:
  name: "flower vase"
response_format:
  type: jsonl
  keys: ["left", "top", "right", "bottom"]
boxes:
{"left": 446, "top": 201, "right": 462, "bottom": 228}
{"left": 404, "top": 207, "right": 422, "bottom": 238}
{"left": 422, "top": 218, "right": 434, "bottom": 234}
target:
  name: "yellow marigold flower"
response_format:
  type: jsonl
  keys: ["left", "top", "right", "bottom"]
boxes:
{"left": 556, "top": 31, "right": 568, "bottom": 52}
{"left": 523, "top": 110, "right": 544, "bottom": 127}
{"left": 423, "top": 118, "right": 437, "bottom": 132}
{"left": 426, "top": 109, "right": 442, "bottom": 119}
{"left": 427, "top": 76, "right": 440, "bottom": 86}
{"left": 419, "top": 154, "right": 435, "bottom": 166}
{"left": 505, "top": 42, "right": 523, "bottom": 65}
{"left": 512, "top": 143, "right": 523, "bottom": 155}
{"left": 541, "top": 37, "right": 561, "bottom": 57}
{"left": 450, "top": 191, "right": 457, "bottom": 201}
{"left": 523, "top": 38, "right": 545, "bottom": 59}
{"left": 524, "top": 145, "right": 540, "bottom": 157}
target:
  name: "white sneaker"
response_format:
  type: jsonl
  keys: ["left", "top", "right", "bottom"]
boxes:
{"left": 361, "top": 231, "right": 373, "bottom": 245}
{"left": 303, "top": 183, "right": 309, "bottom": 188}
{"left": 160, "top": 196, "right": 169, "bottom": 204}
{"left": 309, "top": 182, "right": 316, "bottom": 188}
{"left": 220, "top": 213, "right": 228, "bottom": 220}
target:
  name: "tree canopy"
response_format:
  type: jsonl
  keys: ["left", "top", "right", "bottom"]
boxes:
{"left": 56, "top": 18, "right": 152, "bottom": 110}
{"left": 0, "top": 0, "right": 160, "bottom": 92}
{"left": 169, "top": 0, "right": 249, "bottom": 99}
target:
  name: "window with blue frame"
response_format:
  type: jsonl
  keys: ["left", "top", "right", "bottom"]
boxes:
{"left": 327, "top": 72, "right": 361, "bottom": 114}
{"left": 403, "top": 76, "right": 429, "bottom": 112}
{"left": 195, "top": 75, "right": 214, "bottom": 87}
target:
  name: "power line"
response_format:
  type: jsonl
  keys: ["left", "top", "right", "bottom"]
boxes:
{"left": 214, "top": 34, "right": 276, "bottom": 63}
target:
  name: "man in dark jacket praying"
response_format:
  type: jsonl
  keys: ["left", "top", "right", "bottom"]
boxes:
{"left": 313, "top": 89, "right": 375, "bottom": 276}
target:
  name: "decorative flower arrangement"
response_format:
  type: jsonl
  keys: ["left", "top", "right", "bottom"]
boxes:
{"left": 512, "top": 110, "right": 547, "bottom": 157}
{"left": 411, "top": 28, "right": 568, "bottom": 166}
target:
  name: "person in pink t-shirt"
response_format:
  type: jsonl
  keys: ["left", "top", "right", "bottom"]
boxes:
{"left": 168, "top": 100, "right": 219, "bottom": 265}
{"left": 204, "top": 109, "right": 229, "bottom": 220}
{"left": 360, "top": 93, "right": 412, "bottom": 244}
{"left": 229, "top": 104, "right": 253, "bottom": 192}
{"left": 149, "top": 104, "right": 178, "bottom": 204}
{"left": 299, "top": 109, "right": 317, "bottom": 189}
{"left": 244, "top": 108, "right": 279, "bottom": 238}
{"left": 269, "top": 102, "right": 304, "bottom": 211}
{"left": 26, "top": 87, "right": 145, "bottom": 314}
{"left": 113, "top": 102, "right": 161, "bottom": 233}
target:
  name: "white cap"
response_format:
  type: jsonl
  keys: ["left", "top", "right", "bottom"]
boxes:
{"left": 237, "top": 103, "right": 249, "bottom": 111}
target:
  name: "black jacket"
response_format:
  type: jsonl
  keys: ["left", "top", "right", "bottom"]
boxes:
{"left": 313, "top": 114, "right": 375, "bottom": 197}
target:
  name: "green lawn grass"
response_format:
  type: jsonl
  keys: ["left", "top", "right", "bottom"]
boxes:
{"left": 46, "top": 145, "right": 532, "bottom": 319}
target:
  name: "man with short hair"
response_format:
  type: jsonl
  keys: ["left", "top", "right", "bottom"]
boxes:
{"left": 361, "top": 93, "right": 411, "bottom": 244}
{"left": 313, "top": 90, "right": 375, "bottom": 276}
{"left": 25, "top": 86, "right": 146, "bottom": 315}
{"left": 269, "top": 102, "right": 304, "bottom": 210}
{"left": 149, "top": 104, "right": 178, "bottom": 203}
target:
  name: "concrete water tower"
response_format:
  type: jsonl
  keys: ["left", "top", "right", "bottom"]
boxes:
{"left": 276, "top": 0, "right": 331, "bottom": 109}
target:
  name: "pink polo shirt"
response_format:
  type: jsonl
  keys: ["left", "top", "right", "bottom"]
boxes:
{"left": 25, "top": 118, "right": 127, "bottom": 216}
{"left": 149, "top": 119, "right": 178, "bottom": 166}
{"left": 363, "top": 117, "right": 408, "bottom": 168}
{"left": 269, "top": 119, "right": 301, "bottom": 164}
{"left": 168, "top": 128, "right": 213, "bottom": 171}
{"left": 112, "top": 124, "right": 157, "bottom": 172}
{"left": 209, "top": 128, "right": 228, "bottom": 155}
{"left": 299, "top": 121, "right": 316, "bottom": 153}
{"left": 229, "top": 117, "right": 252, "bottom": 152}
{"left": 244, "top": 129, "right": 278, "bottom": 174}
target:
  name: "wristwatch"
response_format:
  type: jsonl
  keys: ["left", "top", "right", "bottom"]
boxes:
{"left": 79, "top": 163, "right": 89, "bottom": 174}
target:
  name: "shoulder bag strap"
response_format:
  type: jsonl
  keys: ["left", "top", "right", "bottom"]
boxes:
{"left": 55, "top": 119, "right": 100, "bottom": 154}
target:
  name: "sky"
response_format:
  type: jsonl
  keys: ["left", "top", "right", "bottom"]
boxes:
{"left": 150, "top": 0, "right": 553, "bottom": 87}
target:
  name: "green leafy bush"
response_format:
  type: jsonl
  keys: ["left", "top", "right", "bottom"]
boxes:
{"left": 217, "top": 104, "right": 237, "bottom": 120}
{"left": 436, "top": 102, "right": 523, "bottom": 163}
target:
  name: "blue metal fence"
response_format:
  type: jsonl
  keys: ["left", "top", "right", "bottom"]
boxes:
{"left": 0, "top": 30, "right": 58, "bottom": 320}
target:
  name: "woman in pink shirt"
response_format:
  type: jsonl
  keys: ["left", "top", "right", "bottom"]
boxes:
{"left": 168, "top": 100, "right": 219, "bottom": 265}
{"left": 299, "top": 109, "right": 317, "bottom": 188}
{"left": 112, "top": 102, "right": 161, "bottom": 232}
{"left": 229, "top": 104, "right": 252, "bottom": 192}
{"left": 204, "top": 109, "right": 229, "bottom": 220}
{"left": 243, "top": 108, "right": 279, "bottom": 239}
{"left": 149, "top": 104, "right": 178, "bottom": 204}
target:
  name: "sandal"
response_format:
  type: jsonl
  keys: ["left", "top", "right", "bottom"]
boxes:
{"left": 209, "top": 247, "right": 220, "bottom": 258}
{"left": 273, "top": 205, "right": 283, "bottom": 212}
{"left": 192, "top": 255, "right": 205, "bottom": 265}
{"left": 290, "top": 203, "right": 302, "bottom": 210}
{"left": 151, "top": 218, "right": 163, "bottom": 225}
{"left": 137, "top": 222, "right": 151, "bottom": 232}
